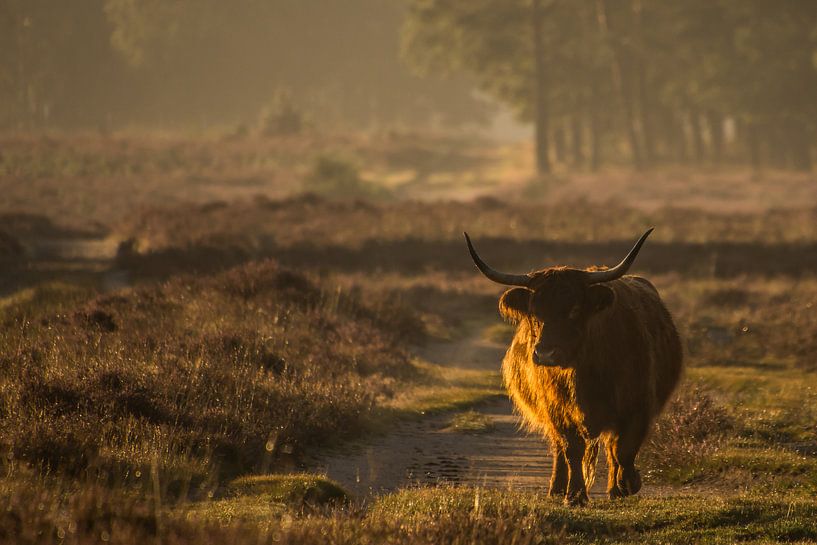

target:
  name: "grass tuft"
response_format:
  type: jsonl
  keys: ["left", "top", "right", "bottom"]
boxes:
{"left": 446, "top": 410, "right": 495, "bottom": 434}
{"left": 227, "top": 474, "right": 348, "bottom": 508}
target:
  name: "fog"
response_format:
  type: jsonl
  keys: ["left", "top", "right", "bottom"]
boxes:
{"left": 3, "top": 1, "right": 816, "bottom": 170}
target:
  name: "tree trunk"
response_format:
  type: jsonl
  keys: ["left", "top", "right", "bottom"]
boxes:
{"left": 707, "top": 111, "right": 724, "bottom": 164}
{"left": 571, "top": 112, "right": 585, "bottom": 167}
{"left": 789, "top": 120, "right": 812, "bottom": 171}
{"left": 767, "top": 123, "right": 785, "bottom": 168}
{"left": 590, "top": 92, "right": 602, "bottom": 171}
{"left": 636, "top": 68, "right": 654, "bottom": 165}
{"left": 598, "top": 0, "right": 642, "bottom": 170}
{"left": 620, "top": 72, "right": 643, "bottom": 169}
{"left": 632, "top": 0, "right": 654, "bottom": 165}
{"left": 532, "top": 0, "right": 551, "bottom": 174}
{"left": 746, "top": 121, "right": 761, "bottom": 172}
{"left": 554, "top": 122, "right": 567, "bottom": 164}
{"left": 690, "top": 108, "right": 705, "bottom": 165}
{"left": 676, "top": 114, "right": 689, "bottom": 164}
{"left": 660, "top": 108, "right": 687, "bottom": 163}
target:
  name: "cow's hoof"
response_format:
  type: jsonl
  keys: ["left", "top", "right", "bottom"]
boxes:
{"left": 547, "top": 485, "right": 567, "bottom": 499}
{"left": 607, "top": 485, "right": 625, "bottom": 500}
{"left": 618, "top": 468, "right": 642, "bottom": 496}
{"left": 564, "top": 490, "right": 589, "bottom": 507}
{"left": 624, "top": 469, "right": 642, "bottom": 495}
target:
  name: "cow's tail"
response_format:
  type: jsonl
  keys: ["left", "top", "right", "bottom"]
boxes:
{"left": 583, "top": 438, "right": 600, "bottom": 491}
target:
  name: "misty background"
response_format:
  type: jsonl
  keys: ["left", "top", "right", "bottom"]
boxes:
{"left": 3, "top": 1, "right": 817, "bottom": 172}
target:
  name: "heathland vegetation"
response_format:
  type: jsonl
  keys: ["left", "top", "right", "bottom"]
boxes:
{"left": 3, "top": 1, "right": 817, "bottom": 541}
{"left": 2, "top": 131, "right": 817, "bottom": 543}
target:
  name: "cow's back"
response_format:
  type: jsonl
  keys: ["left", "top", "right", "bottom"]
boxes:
{"left": 587, "top": 275, "right": 683, "bottom": 423}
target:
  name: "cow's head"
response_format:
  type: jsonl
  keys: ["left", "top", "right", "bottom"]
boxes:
{"left": 465, "top": 229, "right": 653, "bottom": 368}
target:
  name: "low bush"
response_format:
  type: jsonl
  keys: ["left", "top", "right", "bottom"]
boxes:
{"left": 0, "top": 260, "right": 416, "bottom": 491}
{"left": 303, "top": 155, "right": 389, "bottom": 200}
{"left": 640, "top": 384, "right": 733, "bottom": 482}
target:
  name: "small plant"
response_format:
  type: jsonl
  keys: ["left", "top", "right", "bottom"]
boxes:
{"left": 641, "top": 384, "right": 733, "bottom": 482}
{"left": 448, "top": 410, "right": 495, "bottom": 434}
{"left": 304, "top": 154, "right": 389, "bottom": 199}
{"left": 227, "top": 474, "right": 348, "bottom": 509}
{"left": 258, "top": 90, "right": 305, "bottom": 136}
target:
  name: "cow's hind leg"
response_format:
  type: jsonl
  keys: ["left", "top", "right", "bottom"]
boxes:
{"left": 548, "top": 445, "right": 568, "bottom": 498}
{"left": 613, "top": 416, "right": 649, "bottom": 496}
{"left": 564, "top": 429, "right": 589, "bottom": 506}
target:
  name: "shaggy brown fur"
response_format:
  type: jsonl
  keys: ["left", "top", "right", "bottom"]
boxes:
{"left": 498, "top": 268, "right": 683, "bottom": 506}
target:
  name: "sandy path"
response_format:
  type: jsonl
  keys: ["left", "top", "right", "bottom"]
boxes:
{"left": 304, "top": 326, "right": 609, "bottom": 498}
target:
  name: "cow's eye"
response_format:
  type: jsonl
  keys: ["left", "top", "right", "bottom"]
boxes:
{"left": 568, "top": 305, "right": 581, "bottom": 320}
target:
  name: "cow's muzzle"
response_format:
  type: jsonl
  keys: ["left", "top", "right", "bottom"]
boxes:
{"left": 533, "top": 346, "right": 563, "bottom": 367}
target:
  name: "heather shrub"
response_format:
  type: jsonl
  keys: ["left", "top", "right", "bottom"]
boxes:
{"left": 0, "top": 260, "right": 415, "bottom": 489}
{"left": 641, "top": 384, "right": 733, "bottom": 481}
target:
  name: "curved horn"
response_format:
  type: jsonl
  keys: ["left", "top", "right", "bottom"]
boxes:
{"left": 584, "top": 228, "right": 654, "bottom": 284}
{"left": 464, "top": 232, "right": 532, "bottom": 287}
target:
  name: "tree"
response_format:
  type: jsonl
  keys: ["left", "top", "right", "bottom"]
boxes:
{"left": 404, "top": 0, "right": 817, "bottom": 172}
{"left": 403, "top": 0, "right": 586, "bottom": 175}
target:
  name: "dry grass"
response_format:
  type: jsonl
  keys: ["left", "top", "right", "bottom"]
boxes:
{"left": 640, "top": 384, "right": 733, "bottom": 482}
{"left": 4, "top": 131, "right": 817, "bottom": 543}
{"left": 3, "top": 131, "right": 817, "bottom": 235}
{"left": 656, "top": 276, "right": 817, "bottom": 372}
{"left": 115, "top": 195, "right": 817, "bottom": 253}
{"left": 0, "top": 260, "right": 420, "bottom": 493}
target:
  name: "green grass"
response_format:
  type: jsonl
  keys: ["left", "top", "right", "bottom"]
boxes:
{"left": 482, "top": 322, "right": 515, "bottom": 344}
{"left": 381, "top": 359, "right": 503, "bottom": 416}
{"left": 446, "top": 410, "right": 495, "bottom": 434}
{"left": 156, "top": 487, "right": 817, "bottom": 544}
{"left": 182, "top": 474, "right": 349, "bottom": 524}
{"left": 365, "top": 487, "right": 817, "bottom": 544}
{"left": 226, "top": 474, "right": 348, "bottom": 504}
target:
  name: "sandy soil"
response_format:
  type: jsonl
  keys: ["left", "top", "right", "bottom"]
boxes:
{"left": 305, "top": 396, "right": 610, "bottom": 499}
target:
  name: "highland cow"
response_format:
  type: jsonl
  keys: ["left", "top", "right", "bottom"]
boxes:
{"left": 465, "top": 229, "right": 682, "bottom": 506}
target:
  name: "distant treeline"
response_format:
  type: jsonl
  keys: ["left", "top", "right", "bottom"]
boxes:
{"left": 404, "top": 0, "right": 817, "bottom": 171}
{"left": 0, "top": 0, "right": 487, "bottom": 131}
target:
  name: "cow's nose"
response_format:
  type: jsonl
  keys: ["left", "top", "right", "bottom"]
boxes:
{"left": 533, "top": 346, "right": 557, "bottom": 365}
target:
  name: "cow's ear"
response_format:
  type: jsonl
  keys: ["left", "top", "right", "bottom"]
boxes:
{"left": 586, "top": 284, "right": 615, "bottom": 313}
{"left": 499, "top": 288, "right": 531, "bottom": 323}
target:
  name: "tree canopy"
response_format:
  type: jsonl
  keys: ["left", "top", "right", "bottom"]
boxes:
{"left": 403, "top": 0, "right": 817, "bottom": 170}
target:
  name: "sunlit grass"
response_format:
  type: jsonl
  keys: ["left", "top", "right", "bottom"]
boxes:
{"left": 366, "top": 487, "right": 817, "bottom": 544}
{"left": 446, "top": 410, "right": 495, "bottom": 434}
{"left": 182, "top": 474, "right": 348, "bottom": 525}
{"left": 481, "top": 321, "right": 515, "bottom": 344}
{"left": 376, "top": 359, "right": 503, "bottom": 423}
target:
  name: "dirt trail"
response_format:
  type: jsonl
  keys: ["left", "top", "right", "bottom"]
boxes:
{"left": 305, "top": 326, "right": 609, "bottom": 498}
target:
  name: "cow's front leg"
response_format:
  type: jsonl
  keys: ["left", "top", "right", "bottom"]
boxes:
{"left": 613, "top": 416, "right": 649, "bottom": 496}
{"left": 548, "top": 445, "right": 568, "bottom": 498}
{"left": 605, "top": 439, "right": 624, "bottom": 499}
{"left": 564, "top": 430, "right": 588, "bottom": 506}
